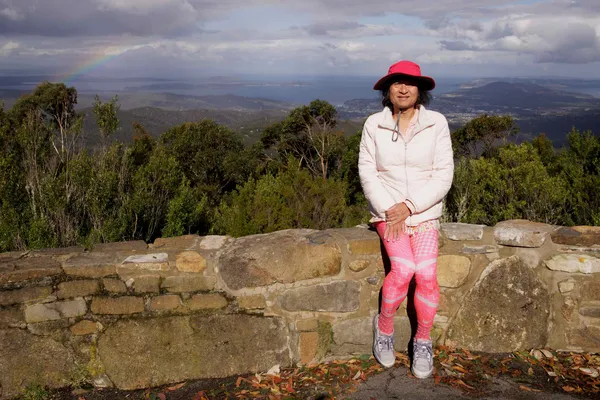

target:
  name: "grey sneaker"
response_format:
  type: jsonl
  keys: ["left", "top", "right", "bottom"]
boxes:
{"left": 372, "top": 315, "right": 395, "bottom": 368}
{"left": 411, "top": 339, "right": 434, "bottom": 378}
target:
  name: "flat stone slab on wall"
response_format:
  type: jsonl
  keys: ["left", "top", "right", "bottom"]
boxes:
{"left": 98, "top": 314, "right": 290, "bottom": 390}
{"left": 0, "top": 329, "right": 75, "bottom": 399}
{"left": 218, "top": 229, "right": 341, "bottom": 290}
{"left": 493, "top": 220, "right": 554, "bottom": 248}
{"left": 446, "top": 256, "right": 550, "bottom": 352}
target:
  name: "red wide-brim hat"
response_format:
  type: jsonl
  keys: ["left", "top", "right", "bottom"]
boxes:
{"left": 373, "top": 60, "right": 435, "bottom": 91}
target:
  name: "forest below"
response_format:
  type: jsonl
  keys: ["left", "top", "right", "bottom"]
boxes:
{"left": 0, "top": 82, "right": 599, "bottom": 251}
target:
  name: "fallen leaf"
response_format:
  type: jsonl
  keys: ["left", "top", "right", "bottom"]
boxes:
{"left": 541, "top": 349, "right": 554, "bottom": 358}
{"left": 563, "top": 386, "right": 576, "bottom": 392}
{"left": 266, "top": 364, "right": 280, "bottom": 375}
{"left": 455, "top": 379, "right": 474, "bottom": 390}
{"left": 352, "top": 371, "right": 362, "bottom": 380}
{"left": 528, "top": 367, "right": 534, "bottom": 376}
{"left": 453, "top": 365, "right": 468, "bottom": 374}
{"left": 286, "top": 376, "right": 295, "bottom": 393}
{"left": 519, "top": 385, "right": 541, "bottom": 392}
{"left": 530, "top": 350, "right": 544, "bottom": 361}
{"left": 579, "top": 367, "right": 599, "bottom": 377}
{"left": 166, "top": 382, "right": 185, "bottom": 391}
{"left": 157, "top": 394, "right": 166, "bottom": 400}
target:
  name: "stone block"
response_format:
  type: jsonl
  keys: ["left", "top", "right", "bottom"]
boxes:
{"left": 153, "top": 235, "right": 200, "bottom": 250}
{"left": 437, "top": 255, "right": 471, "bottom": 288}
{"left": 299, "top": 332, "right": 319, "bottom": 364}
{"left": 218, "top": 229, "right": 341, "bottom": 290}
{"left": 0, "top": 251, "right": 24, "bottom": 263}
{"left": 57, "top": 280, "right": 100, "bottom": 299}
{"left": 102, "top": 278, "right": 127, "bottom": 293}
{"left": 71, "top": 320, "right": 102, "bottom": 336}
{"left": 329, "top": 227, "right": 381, "bottom": 255}
{"left": 150, "top": 295, "right": 182, "bottom": 311}
{"left": 25, "top": 298, "right": 87, "bottom": 323}
{"left": 175, "top": 251, "right": 207, "bottom": 273}
{"left": 279, "top": 281, "right": 360, "bottom": 312}
{"left": 0, "top": 329, "right": 76, "bottom": 398}
{"left": 296, "top": 319, "right": 319, "bottom": 331}
{"left": 237, "top": 295, "right": 266, "bottom": 310}
{"left": 91, "top": 296, "right": 144, "bottom": 315}
{"left": 187, "top": 294, "right": 228, "bottom": 310}
{"left": 31, "top": 246, "right": 85, "bottom": 258}
{"left": 558, "top": 278, "right": 576, "bottom": 293}
{"left": 441, "top": 223, "right": 485, "bottom": 241}
{"left": 0, "top": 257, "right": 62, "bottom": 284}
{"left": 27, "top": 319, "right": 71, "bottom": 336}
{"left": 461, "top": 245, "right": 498, "bottom": 254}
{"left": 92, "top": 240, "right": 148, "bottom": 253}
{"left": 119, "top": 253, "right": 170, "bottom": 273}
{"left": 348, "top": 259, "right": 370, "bottom": 272}
{"left": 446, "top": 256, "right": 550, "bottom": 352}
{"left": 98, "top": 315, "right": 290, "bottom": 390}
{"left": 162, "top": 275, "right": 216, "bottom": 293}
{"left": 545, "top": 254, "right": 600, "bottom": 274}
{"left": 63, "top": 253, "right": 118, "bottom": 278}
{"left": 0, "top": 286, "right": 53, "bottom": 306}
{"left": 567, "top": 325, "right": 600, "bottom": 349}
{"left": 199, "top": 236, "right": 228, "bottom": 250}
{"left": 581, "top": 281, "right": 600, "bottom": 301}
{"left": 332, "top": 316, "right": 412, "bottom": 355}
{"left": 131, "top": 275, "right": 161, "bottom": 293}
{"left": 493, "top": 220, "right": 553, "bottom": 248}
{"left": 579, "top": 301, "right": 600, "bottom": 318}
{"left": 551, "top": 226, "right": 600, "bottom": 247}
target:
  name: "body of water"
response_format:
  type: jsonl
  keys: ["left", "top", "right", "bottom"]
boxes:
{"left": 0, "top": 75, "right": 467, "bottom": 106}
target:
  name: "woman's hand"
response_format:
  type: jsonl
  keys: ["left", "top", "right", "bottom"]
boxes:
{"left": 385, "top": 202, "right": 411, "bottom": 225}
{"left": 384, "top": 220, "right": 405, "bottom": 242}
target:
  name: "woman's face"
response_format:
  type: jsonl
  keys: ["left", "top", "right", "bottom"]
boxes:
{"left": 389, "top": 80, "right": 419, "bottom": 111}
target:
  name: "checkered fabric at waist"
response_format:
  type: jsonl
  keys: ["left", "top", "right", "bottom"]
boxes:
{"left": 404, "top": 219, "right": 440, "bottom": 235}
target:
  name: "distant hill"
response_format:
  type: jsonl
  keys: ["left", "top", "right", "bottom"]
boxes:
{"left": 434, "top": 81, "right": 600, "bottom": 113}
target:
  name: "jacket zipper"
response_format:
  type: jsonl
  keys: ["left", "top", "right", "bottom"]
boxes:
{"left": 395, "top": 117, "right": 413, "bottom": 227}
{"left": 401, "top": 138, "right": 412, "bottom": 226}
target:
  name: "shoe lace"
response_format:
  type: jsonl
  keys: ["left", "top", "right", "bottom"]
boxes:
{"left": 377, "top": 335, "right": 394, "bottom": 352}
{"left": 414, "top": 341, "right": 432, "bottom": 361}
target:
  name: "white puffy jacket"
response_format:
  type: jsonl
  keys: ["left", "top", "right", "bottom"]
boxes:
{"left": 358, "top": 105, "right": 454, "bottom": 226}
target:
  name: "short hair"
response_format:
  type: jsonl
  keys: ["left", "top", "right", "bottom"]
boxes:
{"left": 380, "top": 85, "right": 432, "bottom": 110}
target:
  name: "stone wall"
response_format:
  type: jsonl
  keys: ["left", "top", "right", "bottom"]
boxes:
{"left": 1, "top": 220, "right": 599, "bottom": 398}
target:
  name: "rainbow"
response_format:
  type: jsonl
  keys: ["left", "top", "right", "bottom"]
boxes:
{"left": 54, "top": 42, "right": 145, "bottom": 82}
{"left": 56, "top": 52, "right": 122, "bottom": 83}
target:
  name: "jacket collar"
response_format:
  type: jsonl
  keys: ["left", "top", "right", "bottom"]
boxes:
{"left": 378, "top": 105, "right": 435, "bottom": 134}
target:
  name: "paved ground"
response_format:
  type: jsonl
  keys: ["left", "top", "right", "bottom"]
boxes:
{"left": 347, "top": 365, "right": 579, "bottom": 400}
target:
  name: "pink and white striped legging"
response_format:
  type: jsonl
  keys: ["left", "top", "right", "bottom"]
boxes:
{"left": 374, "top": 221, "right": 440, "bottom": 340}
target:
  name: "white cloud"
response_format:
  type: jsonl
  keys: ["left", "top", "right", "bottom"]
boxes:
{"left": 0, "top": 40, "right": 18, "bottom": 55}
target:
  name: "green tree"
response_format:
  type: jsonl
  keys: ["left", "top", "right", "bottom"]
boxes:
{"left": 452, "top": 114, "right": 518, "bottom": 158}
{"left": 160, "top": 121, "right": 247, "bottom": 202}
{"left": 214, "top": 158, "right": 349, "bottom": 236}
{"left": 260, "top": 100, "right": 345, "bottom": 179}
{"left": 93, "top": 95, "right": 120, "bottom": 140}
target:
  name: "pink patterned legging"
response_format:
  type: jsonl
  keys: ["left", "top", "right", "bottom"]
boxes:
{"left": 374, "top": 221, "right": 440, "bottom": 340}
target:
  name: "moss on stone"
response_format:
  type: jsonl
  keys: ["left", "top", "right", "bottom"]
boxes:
{"left": 316, "top": 321, "right": 333, "bottom": 360}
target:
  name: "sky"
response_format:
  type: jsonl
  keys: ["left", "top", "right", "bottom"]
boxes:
{"left": 1, "top": 0, "right": 600, "bottom": 80}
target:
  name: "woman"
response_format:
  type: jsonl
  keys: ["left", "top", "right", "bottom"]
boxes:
{"left": 358, "top": 60, "right": 454, "bottom": 378}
